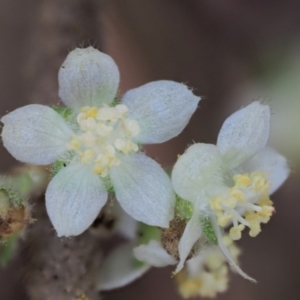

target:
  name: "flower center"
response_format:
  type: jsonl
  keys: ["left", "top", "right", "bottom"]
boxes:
{"left": 210, "top": 172, "right": 274, "bottom": 240}
{"left": 68, "top": 105, "right": 140, "bottom": 177}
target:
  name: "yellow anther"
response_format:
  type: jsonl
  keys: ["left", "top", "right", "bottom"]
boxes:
{"left": 229, "top": 188, "right": 245, "bottom": 203}
{"left": 229, "top": 224, "right": 245, "bottom": 240}
{"left": 245, "top": 212, "right": 261, "bottom": 237}
{"left": 259, "top": 196, "right": 273, "bottom": 207}
{"left": 85, "top": 107, "right": 98, "bottom": 119}
{"left": 233, "top": 173, "right": 251, "bottom": 186}
{"left": 210, "top": 197, "right": 222, "bottom": 210}
{"left": 222, "top": 196, "right": 237, "bottom": 208}
{"left": 217, "top": 212, "right": 232, "bottom": 227}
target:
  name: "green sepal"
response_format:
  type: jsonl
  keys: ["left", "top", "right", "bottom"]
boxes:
{"left": 137, "top": 223, "right": 161, "bottom": 245}
{"left": 201, "top": 218, "right": 218, "bottom": 245}
{"left": 175, "top": 194, "right": 217, "bottom": 244}
{"left": 51, "top": 160, "right": 67, "bottom": 177}
{"left": 175, "top": 195, "right": 193, "bottom": 220}
{"left": 0, "top": 234, "right": 19, "bottom": 267}
{"left": 0, "top": 177, "right": 23, "bottom": 208}
{"left": 53, "top": 107, "right": 74, "bottom": 121}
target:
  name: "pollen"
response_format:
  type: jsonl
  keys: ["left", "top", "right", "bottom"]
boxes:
{"left": 68, "top": 105, "right": 140, "bottom": 177}
{"left": 209, "top": 172, "right": 274, "bottom": 240}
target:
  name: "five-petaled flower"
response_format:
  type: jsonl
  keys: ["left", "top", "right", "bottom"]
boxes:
{"left": 171, "top": 101, "right": 290, "bottom": 280}
{"left": 1, "top": 47, "right": 200, "bottom": 237}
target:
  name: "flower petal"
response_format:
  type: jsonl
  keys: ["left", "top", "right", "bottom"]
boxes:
{"left": 172, "top": 143, "right": 223, "bottom": 204}
{"left": 134, "top": 240, "right": 177, "bottom": 267}
{"left": 99, "top": 242, "right": 150, "bottom": 291}
{"left": 211, "top": 216, "right": 256, "bottom": 282}
{"left": 217, "top": 101, "right": 270, "bottom": 169}
{"left": 1, "top": 104, "right": 73, "bottom": 165}
{"left": 242, "top": 146, "right": 290, "bottom": 195}
{"left": 46, "top": 164, "right": 108, "bottom": 237}
{"left": 114, "top": 203, "right": 138, "bottom": 240}
{"left": 58, "top": 47, "right": 119, "bottom": 109}
{"left": 121, "top": 80, "right": 200, "bottom": 144}
{"left": 110, "top": 153, "right": 175, "bottom": 227}
{"left": 175, "top": 209, "right": 202, "bottom": 274}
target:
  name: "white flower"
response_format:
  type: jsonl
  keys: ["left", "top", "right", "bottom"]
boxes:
{"left": 98, "top": 239, "right": 178, "bottom": 291}
{"left": 1, "top": 47, "right": 201, "bottom": 237}
{"left": 171, "top": 101, "right": 290, "bottom": 280}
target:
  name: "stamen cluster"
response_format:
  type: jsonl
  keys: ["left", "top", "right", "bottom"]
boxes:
{"left": 210, "top": 172, "right": 274, "bottom": 240}
{"left": 68, "top": 105, "right": 140, "bottom": 177}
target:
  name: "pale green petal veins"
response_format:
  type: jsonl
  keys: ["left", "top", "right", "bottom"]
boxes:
{"left": 46, "top": 164, "right": 108, "bottom": 237}
{"left": 99, "top": 242, "right": 150, "bottom": 291}
{"left": 1, "top": 104, "right": 73, "bottom": 165}
{"left": 134, "top": 240, "right": 177, "bottom": 267}
{"left": 217, "top": 101, "right": 270, "bottom": 169}
{"left": 122, "top": 80, "right": 200, "bottom": 144}
{"left": 58, "top": 47, "right": 120, "bottom": 109}
{"left": 172, "top": 143, "right": 223, "bottom": 204}
{"left": 110, "top": 153, "right": 175, "bottom": 228}
{"left": 242, "top": 146, "right": 290, "bottom": 195}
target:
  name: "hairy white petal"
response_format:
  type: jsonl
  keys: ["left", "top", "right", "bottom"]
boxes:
{"left": 211, "top": 216, "right": 256, "bottom": 282}
{"left": 242, "top": 146, "right": 290, "bottom": 195}
{"left": 134, "top": 240, "right": 177, "bottom": 267}
{"left": 46, "top": 164, "right": 108, "bottom": 237}
{"left": 175, "top": 209, "right": 202, "bottom": 274}
{"left": 1, "top": 104, "right": 73, "bottom": 165}
{"left": 110, "top": 153, "right": 175, "bottom": 227}
{"left": 217, "top": 101, "right": 270, "bottom": 169}
{"left": 99, "top": 242, "right": 150, "bottom": 291}
{"left": 172, "top": 143, "right": 223, "bottom": 203}
{"left": 122, "top": 80, "right": 200, "bottom": 144}
{"left": 58, "top": 47, "right": 119, "bottom": 109}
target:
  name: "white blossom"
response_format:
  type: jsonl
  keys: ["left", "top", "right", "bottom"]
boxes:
{"left": 1, "top": 47, "right": 201, "bottom": 237}
{"left": 171, "top": 101, "right": 290, "bottom": 280}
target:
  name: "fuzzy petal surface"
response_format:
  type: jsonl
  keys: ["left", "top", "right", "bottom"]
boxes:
{"left": 172, "top": 143, "right": 223, "bottom": 204}
{"left": 46, "top": 164, "right": 108, "bottom": 237}
{"left": 1, "top": 104, "right": 73, "bottom": 165}
{"left": 99, "top": 242, "right": 150, "bottom": 291}
{"left": 122, "top": 80, "right": 200, "bottom": 144}
{"left": 110, "top": 153, "right": 175, "bottom": 227}
{"left": 175, "top": 209, "right": 202, "bottom": 274}
{"left": 134, "top": 240, "right": 177, "bottom": 267}
{"left": 217, "top": 101, "right": 270, "bottom": 169}
{"left": 58, "top": 47, "right": 119, "bottom": 109}
{"left": 242, "top": 146, "right": 290, "bottom": 194}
